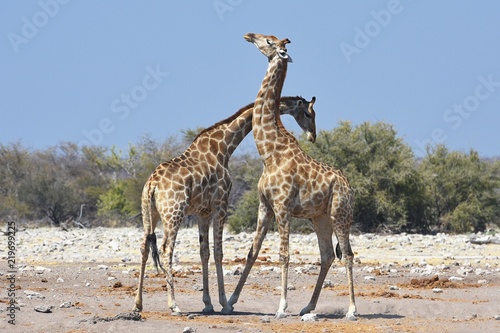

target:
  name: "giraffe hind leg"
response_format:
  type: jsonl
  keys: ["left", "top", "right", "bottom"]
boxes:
{"left": 198, "top": 219, "right": 214, "bottom": 314}
{"left": 300, "top": 215, "right": 334, "bottom": 316}
{"left": 336, "top": 230, "right": 357, "bottom": 320}
{"left": 133, "top": 232, "right": 150, "bottom": 312}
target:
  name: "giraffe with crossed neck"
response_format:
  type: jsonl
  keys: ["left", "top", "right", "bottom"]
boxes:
{"left": 133, "top": 96, "right": 317, "bottom": 315}
{"left": 227, "top": 33, "right": 357, "bottom": 320}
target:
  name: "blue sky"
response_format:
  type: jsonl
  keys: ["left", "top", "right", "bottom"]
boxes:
{"left": 1, "top": 1, "right": 499, "bottom": 157}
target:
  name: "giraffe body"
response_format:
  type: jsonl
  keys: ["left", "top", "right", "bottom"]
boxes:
{"left": 133, "top": 97, "right": 316, "bottom": 315}
{"left": 227, "top": 33, "right": 357, "bottom": 320}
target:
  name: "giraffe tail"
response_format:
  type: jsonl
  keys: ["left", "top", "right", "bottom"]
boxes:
{"left": 143, "top": 183, "right": 165, "bottom": 274}
{"left": 335, "top": 242, "right": 342, "bottom": 260}
{"left": 147, "top": 233, "right": 166, "bottom": 274}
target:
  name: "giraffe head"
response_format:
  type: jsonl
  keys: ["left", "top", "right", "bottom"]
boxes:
{"left": 280, "top": 96, "right": 317, "bottom": 143}
{"left": 244, "top": 33, "right": 292, "bottom": 62}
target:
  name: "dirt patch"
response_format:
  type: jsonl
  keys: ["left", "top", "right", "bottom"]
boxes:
{"left": 4, "top": 227, "right": 500, "bottom": 332}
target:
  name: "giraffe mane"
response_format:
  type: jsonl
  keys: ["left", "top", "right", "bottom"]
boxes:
{"left": 191, "top": 96, "right": 306, "bottom": 143}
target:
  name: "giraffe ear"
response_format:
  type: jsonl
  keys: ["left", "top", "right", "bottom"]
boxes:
{"left": 282, "top": 38, "right": 291, "bottom": 44}
{"left": 278, "top": 49, "right": 291, "bottom": 62}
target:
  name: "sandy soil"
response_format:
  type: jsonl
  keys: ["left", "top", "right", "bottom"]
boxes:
{"left": 1, "top": 227, "right": 500, "bottom": 332}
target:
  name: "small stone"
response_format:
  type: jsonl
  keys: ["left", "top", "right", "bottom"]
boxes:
{"left": 494, "top": 314, "right": 500, "bottom": 320}
{"left": 35, "top": 305, "right": 53, "bottom": 313}
{"left": 187, "top": 314, "right": 198, "bottom": 319}
{"left": 449, "top": 276, "right": 463, "bottom": 281}
{"left": 183, "top": 327, "right": 196, "bottom": 333}
{"left": 60, "top": 301, "right": 72, "bottom": 308}
{"left": 35, "top": 266, "right": 51, "bottom": 274}
{"left": 107, "top": 276, "right": 116, "bottom": 280}
{"left": 477, "top": 279, "right": 488, "bottom": 284}
{"left": 389, "top": 285, "right": 400, "bottom": 290}
{"left": 193, "top": 284, "right": 203, "bottom": 291}
{"left": 57, "top": 277, "right": 65, "bottom": 283}
{"left": 323, "top": 280, "right": 334, "bottom": 288}
{"left": 24, "top": 290, "right": 45, "bottom": 299}
{"left": 260, "top": 316, "right": 271, "bottom": 323}
{"left": 364, "top": 276, "right": 376, "bottom": 281}
{"left": 98, "top": 265, "right": 109, "bottom": 270}
{"left": 432, "top": 288, "right": 443, "bottom": 293}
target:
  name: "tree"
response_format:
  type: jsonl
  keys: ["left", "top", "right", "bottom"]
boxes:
{"left": 96, "top": 135, "right": 184, "bottom": 221}
{"left": 18, "top": 143, "right": 82, "bottom": 225}
{"left": 419, "top": 145, "right": 500, "bottom": 232}
{"left": 0, "top": 142, "right": 34, "bottom": 219}
{"left": 302, "top": 121, "right": 427, "bottom": 233}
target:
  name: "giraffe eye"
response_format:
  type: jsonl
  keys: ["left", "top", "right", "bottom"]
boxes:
{"left": 304, "top": 111, "right": 311, "bottom": 119}
{"left": 266, "top": 39, "right": 272, "bottom": 45}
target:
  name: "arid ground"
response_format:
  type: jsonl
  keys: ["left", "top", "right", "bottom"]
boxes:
{"left": 1, "top": 227, "right": 499, "bottom": 332}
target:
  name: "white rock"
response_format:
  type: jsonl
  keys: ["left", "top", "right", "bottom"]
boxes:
{"left": 260, "top": 316, "right": 271, "bottom": 323}
{"left": 449, "top": 276, "right": 463, "bottom": 281}
{"left": 35, "top": 266, "right": 51, "bottom": 274}
{"left": 478, "top": 279, "right": 488, "bottom": 284}
{"left": 432, "top": 288, "right": 443, "bottom": 293}
{"left": 364, "top": 276, "right": 376, "bottom": 281}
{"left": 60, "top": 301, "right": 72, "bottom": 308}
{"left": 323, "top": 280, "right": 334, "bottom": 288}
{"left": 24, "top": 290, "right": 45, "bottom": 299}
{"left": 57, "top": 277, "right": 65, "bottom": 283}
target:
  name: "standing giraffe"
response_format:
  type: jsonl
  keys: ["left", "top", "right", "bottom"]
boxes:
{"left": 227, "top": 33, "right": 357, "bottom": 320}
{"left": 133, "top": 96, "right": 317, "bottom": 315}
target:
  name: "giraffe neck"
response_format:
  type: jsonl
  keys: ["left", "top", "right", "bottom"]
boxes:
{"left": 252, "top": 54, "right": 289, "bottom": 158}
{"left": 189, "top": 105, "right": 254, "bottom": 164}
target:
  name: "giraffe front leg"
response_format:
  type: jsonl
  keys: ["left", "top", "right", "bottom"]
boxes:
{"left": 212, "top": 207, "right": 230, "bottom": 314}
{"left": 344, "top": 250, "right": 357, "bottom": 320}
{"left": 228, "top": 202, "right": 272, "bottom": 311}
{"left": 275, "top": 211, "right": 290, "bottom": 319}
{"left": 198, "top": 219, "right": 214, "bottom": 314}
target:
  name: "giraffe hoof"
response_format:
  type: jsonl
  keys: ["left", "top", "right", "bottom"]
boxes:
{"left": 202, "top": 306, "right": 215, "bottom": 314}
{"left": 220, "top": 305, "right": 233, "bottom": 315}
{"left": 299, "top": 308, "right": 311, "bottom": 316}
{"left": 346, "top": 314, "right": 357, "bottom": 321}
{"left": 275, "top": 312, "right": 287, "bottom": 319}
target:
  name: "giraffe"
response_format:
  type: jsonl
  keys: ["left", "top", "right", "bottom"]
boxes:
{"left": 133, "top": 96, "right": 317, "bottom": 315}
{"left": 227, "top": 33, "right": 357, "bottom": 320}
